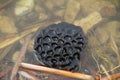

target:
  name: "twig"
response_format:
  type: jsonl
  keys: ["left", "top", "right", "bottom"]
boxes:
{"left": 20, "top": 62, "right": 94, "bottom": 80}
{"left": 100, "top": 65, "right": 111, "bottom": 80}
{"left": 10, "top": 34, "right": 32, "bottom": 80}
{"left": 110, "top": 36, "right": 120, "bottom": 64}
{"left": 0, "top": 20, "right": 58, "bottom": 49}
{"left": 102, "top": 64, "right": 120, "bottom": 74}
{"left": 92, "top": 52, "right": 102, "bottom": 79}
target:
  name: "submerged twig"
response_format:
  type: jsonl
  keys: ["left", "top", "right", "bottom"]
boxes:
{"left": 10, "top": 34, "right": 32, "bottom": 80}
{"left": 20, "top": 62, "right": 120, "bottom": 80}
{"left": 110, "top": 36, "right": 120, "bottom": 64}
{"left": 100, "top": 65, "right": 111, "bottom": 80}
{"left": 92, "top": 52, "right": 102, "bottom": 80}
{"left": 20, "top": 62, "right": 94, "bottom": 80}
{"left": 0, "top": 20, "right": 58, "bottom": 49}
{"left": 102, "top": 64, "right": 120, "bottom": 74}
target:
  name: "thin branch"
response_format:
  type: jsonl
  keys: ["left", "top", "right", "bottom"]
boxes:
{"left": 10, "top": 34, "right": 32, "bottom": 80}
{"left": 100, "top": 65, "right": 111, "bottom": 80}
{"left": 20, "top": 62, "right": 94, "bottom": 80}
{"left": 0, "top": 20, "right": 58, "bottom": 49}
{"left": 102, "top": 64, "right": 120, "bottom": 74}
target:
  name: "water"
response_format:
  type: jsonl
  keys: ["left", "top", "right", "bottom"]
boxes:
{"left": 0, "top": 0, "right": 120, "bottom": 80}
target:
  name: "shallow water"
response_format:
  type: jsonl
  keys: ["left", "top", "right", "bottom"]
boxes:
{"left": 0, "top": 0, "right": 120, "bottom": 80}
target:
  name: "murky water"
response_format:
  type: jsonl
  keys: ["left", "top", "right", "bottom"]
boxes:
{"left": 0, "top": 0, "right": 120, "bottom": 80}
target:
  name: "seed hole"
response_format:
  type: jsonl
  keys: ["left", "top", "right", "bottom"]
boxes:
{"left": 64, "top": 54, "right": 70, "bottom": 60}
{"left": 58, "top": 39, "right": 64, "bottom": 44}
{"left": 41, "top": 51, "right": 46, "bottom": 57}
{"left": 52, "top": 36, "right": 58, "bottom": 41}
{"left": 45, "top": 56, "right": 52, "bottom": 61}
{"left": 73, "top": 52, "right": 80, "bottom": 60}
{"left": 43, "top": 43, "right": 50, "bottom": 50}
{"left": 69, "top": 57, "right": 73, "bottom": 61}
{"left": 37, "top": 37, "right": 42, "bottom": 43}
{"left": 64, "top": 35, "right": 72, "bottom": 41}
{"left": 54, "top": 46, "right": 61, "bottom": 52}
{"left": 63, "top": 54, "right": 69, "bottom": 57}
{"left": 72, "top": 40, "right": 77, "bottom": 45}
{"left": 64, "top": 42, "right": 71, "bottom": 46}
{"left": 59, "top": 58, "right": 65, "bottom": 62}
{"left": 48, "top": 30, "right": 56, "bottom": 35}
{"left": 43, "top": 36, "right": 51, "bottom": 42}
{"left": 47, "top": 50, "right": 53, "bottom": 55}
{"left": 51, "top": 43, "right": 57, "bottom": 47}
{"left": 78, "top": 42, "right": 84, "bottom": 47}
{"left": 51, "top": 59, "right": 57, "bottom": 63}
{"left": 76, "top": 37, "right": 83, "bottom": 42}
{"left": 54, "top": 54, "right": 60, "bottom": 59}
{"left": 38, "top": 46, "right": 42, "bottom": 52}
{"left": 75, "top": 47, "right": 82, "bottom": 52}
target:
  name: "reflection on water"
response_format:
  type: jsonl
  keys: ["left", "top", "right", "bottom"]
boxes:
{"left": 0, "top": 0, "right": 120, "bottom": 80}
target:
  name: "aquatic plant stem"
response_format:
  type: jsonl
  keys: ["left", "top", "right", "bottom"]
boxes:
{"left": 20, "top": 62, "right": 94, "bottom": 80}
{"left": 10, "top": 34, "right": 32, "bottom": 80}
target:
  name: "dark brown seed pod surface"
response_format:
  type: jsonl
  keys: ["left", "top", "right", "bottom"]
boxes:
{"left": 34, "top": 22, "right": 87, "bottom": 72}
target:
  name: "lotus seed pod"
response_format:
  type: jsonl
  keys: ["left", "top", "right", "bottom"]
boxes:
{"left": 34, "top": 22, "right": 87, "bottom": 72}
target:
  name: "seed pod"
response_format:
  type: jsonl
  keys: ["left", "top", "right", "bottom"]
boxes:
{"left": 34, "top": 22, "right": 87, "bottom": 72}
